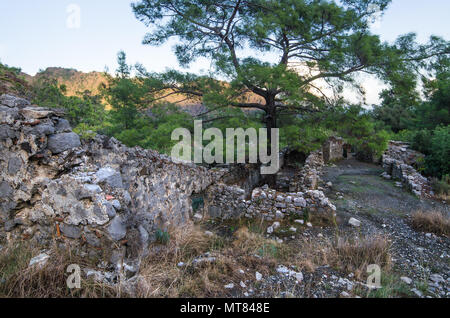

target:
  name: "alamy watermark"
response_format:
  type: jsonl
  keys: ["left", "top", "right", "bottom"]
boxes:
{"left": 171, "top": 121, "right": 280, "bottom": 175}
{"left": 368, "top": 3, "right": 382, "bottom": 29}
{"left": 67, "top": 264, "right": 81, "bottom": 289}
{"left": 66, "top": 4, "right": 81, "bottom": 29}
{"left": 367, "top": 264, "right": 381, "bottom": 289}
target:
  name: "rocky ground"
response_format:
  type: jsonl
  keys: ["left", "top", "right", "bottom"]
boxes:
{"left": 324, "top": 159, "right": 449, "bottom": 297}
{"left": 198, "top": 159, "right": 449, "bottom": 298}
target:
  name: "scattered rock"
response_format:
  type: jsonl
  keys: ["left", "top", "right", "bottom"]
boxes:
{"left": 95, "top": 167, "right": 123, "bottom": 188}
{"left": 32, "top": 123, "right": 55, "bottom": 136}
{"left": 59, "top": 223, "right": 82, "bottom": 239}
{"left": 293, "top": 197, "right": 307, "bottom": 208}
{"left": 107, "top": 216, "right": 127, "bottom": 241}
{"left": 55, "top": 118, "right": 72, "bottom": 133}
{"left": 430, "top": 274, "right": 445, "bottom": 284}
{"left": 400, "top": 277, "right": 412, "bottom": 285}
{"left": 340, "top": 291, "right": 350, "bottom": 298}
{"left": 296, "top": 272, "right": 304, "bottom": 283}
{"left": 411, "top": 288, "right": 423, "bottom": 297}
{"left": 348, "top": 217, "right": 361, "bottom": 227}
{"left": 29, "top": 253, "right": 50, "bottom": 268}
{"left": 84, "top": 184, "right": 102, "bottom": 193}
{"left": 192, "top": 255, "right": 216, "bottom": 266}
{"left": 0, "top": 94, "right": 30, "bottom": 107}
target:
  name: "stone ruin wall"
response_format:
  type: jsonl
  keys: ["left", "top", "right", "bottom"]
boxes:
{"left": 245, "top": 187, "right": 336, "bottom": 221}
{"left": 382, "top": 141, "right": 433, "bottom": 198}
{"left": 289, "top": 150, "right": 325, "bottom": 193}
{"left": 322, "top": 136, "right": 345, "bottom": 163}
{"left": 0, "top": 94, "right": 340, "bottom": 274}
{"left": 203, "top": 147, "right": 336, "bottom": 222}
{"left": 0, "top": 94, "right": 218, "bottom": 273}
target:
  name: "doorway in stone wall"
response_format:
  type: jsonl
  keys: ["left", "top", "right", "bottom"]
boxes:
{"left": 275, "top": 150, "right": 307, "bottom": 191}
{"left": 343, "top": 144, "right": 352, "bottom": 159}
{"left": 191, "top": 192, "right": 205, "bottom": 214}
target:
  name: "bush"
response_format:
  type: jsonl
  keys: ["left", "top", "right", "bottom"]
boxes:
{"left": 32, "top": 78, "right": 107, "bottom": 129}
{"left": 431, "top": 175, "right": 450, "bottom": 197}
{"left": 425, "top": 126, "right": 450, "bottom": 178}
{"left": 155, "top": 229, "right": 171, "bottom": 245}
{"left": 411, "top": 210, "right": 450, "bottom": 237}
{"left": 281, "top": 123, "right": 332, "bottom": 154}
{"left": 392, "top": 126, "right": 449, "bottom": 179}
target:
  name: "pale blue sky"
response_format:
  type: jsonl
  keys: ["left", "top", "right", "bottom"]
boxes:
{"left": 1, "top": 0, "right": 449, "bottom": 76}
{"left": 0, "top": 0, "right": 449, "bottom": 105}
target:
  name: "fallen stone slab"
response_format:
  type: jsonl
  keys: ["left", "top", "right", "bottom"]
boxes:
{"left": 20, "top": 107, "right": 54, "bottom": 119}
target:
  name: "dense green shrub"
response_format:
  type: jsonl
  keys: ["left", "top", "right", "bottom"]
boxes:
{"left": 431, "top": 175, "right": 450, "bottom": 197}
{"left": 425, "top": 126, "right": 450, "bottom": 178}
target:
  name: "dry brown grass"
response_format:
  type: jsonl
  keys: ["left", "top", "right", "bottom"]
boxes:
{"left": 0, "top": 242, "right": 121, "bottom": 298}
{"left": 0, "top": 219, "right": 394, "bottom": 298}
{"left": 136, "top": 225, "right": 218, "bottom": 297}
{"left": 431, "top": 176, "right": 450, "bottom": 202}
{"left": 411, "top": 210, "right": 450, "bottom": 237}
{"left": 136, "top": 225, "right": 279, "bottom": 298}
{"left": 291, "top": 235, "right": 392, "bottom": 280}
{"left": 136, "top": 223, "right": 393, "bottom": 297}
{"left": 331, "top": 235, "right": 392, "bottom": 279}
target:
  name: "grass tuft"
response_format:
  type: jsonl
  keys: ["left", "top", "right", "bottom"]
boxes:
{"left": 411, "top": 210, "right": 450, "bottom": 237}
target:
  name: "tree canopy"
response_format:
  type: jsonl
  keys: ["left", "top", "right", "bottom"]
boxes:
{"left": 132, "top": 0, "right": 449, "bottom": 131}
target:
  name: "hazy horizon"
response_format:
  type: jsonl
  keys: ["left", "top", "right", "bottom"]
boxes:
{"left": 1, "top": 0, "right": 449, "bottom": 105}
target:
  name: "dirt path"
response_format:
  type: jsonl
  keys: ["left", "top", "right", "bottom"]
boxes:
{"left": 322, "top": 159, "right": 449, "bottom": 297}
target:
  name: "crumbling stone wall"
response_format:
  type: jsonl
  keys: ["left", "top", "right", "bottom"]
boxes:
{"left": 245, "top": 187, "right": 336, "bottom": 221}
{"left": 274, "top": 149, "right": 306, "bottom": 191}
{"left": 0, "top": 94, "right": 217, "bottom": 273}
{"left": 203, "top": 182, "right": 336, "bottom": 221}
{"left": 203, "top": 164, "right": 263, "bottom": 220}
{"left": 290, "top": 150, "right": 325, "bottom": 192}
{"left": 322, "top": 136, "right": 344, "bottom": 163}
{"left": 384, "top": 141, "right": 425, "bottom": 167}
{"left": 0, "top": 93, "right": 341, "bottom": 275}
{"left": 382, "top": 141, "right": 432, "bottom": 198}
{"left": 202, "top": 152, "right": 335, "bottom": 221}
{"left": 203, "top": 183, "right": 247, "bottom": 219}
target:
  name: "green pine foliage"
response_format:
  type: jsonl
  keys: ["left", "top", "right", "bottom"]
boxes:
{"left": 14, "top": 1, "right": 447, "bottom": 182}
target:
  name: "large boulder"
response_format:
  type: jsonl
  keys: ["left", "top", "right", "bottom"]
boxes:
{"left": 47, "top": 132, "right": 81, "bottom": 154}
{"left": 95, "top": 167, "right": 124, "bottom": 189}
{"left": 0, "top": 94, "right": 30, "bottom": 108}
